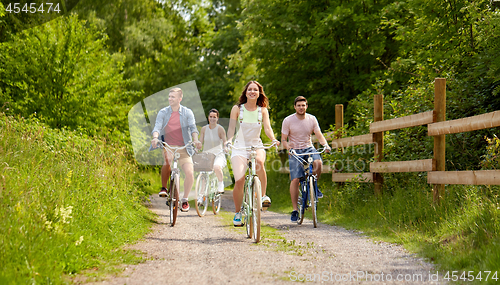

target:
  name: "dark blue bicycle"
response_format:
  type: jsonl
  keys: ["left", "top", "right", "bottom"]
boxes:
{"left": 289, "top": 148, "right": 326, "bottom": 228}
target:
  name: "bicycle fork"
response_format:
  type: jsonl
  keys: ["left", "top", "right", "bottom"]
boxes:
{"left": 301, "top": 177, "right": 318, "bottom": 209}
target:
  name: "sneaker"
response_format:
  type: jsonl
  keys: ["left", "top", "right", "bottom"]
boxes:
{"left": 159, "top": 187, "right": 168, "bottom": 197}
{"left": 291, "top": 210, "right": 299, "bottom": 222}
{"left": 217, "top": 181, "right": 225, "bottom": 194}
{"left": 180, "top": 199, "right": 190, "bottom": 212}
{"left": 261, "top": 195, "right": 271, "bottom": 208}
{"left": 233, "top": 212, "right": 244, "bottom": 227}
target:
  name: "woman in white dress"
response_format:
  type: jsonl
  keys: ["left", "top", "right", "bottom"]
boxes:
{"left": 198, "top": 109, "right": 227, "bottom": 194}
{"left": 226, "top": 81, "right": 280, "bottom": 226}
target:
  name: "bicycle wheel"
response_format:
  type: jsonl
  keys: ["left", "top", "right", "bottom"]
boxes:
{"left": 170, "top": 174, "right": 180, "bottom": 226}
{"left": 211, "top": 175, "right": 221, "bottom": 214}
{"left": 245, "top": 179, "right": 253, "bottom": 238}
{"left": 195, "top": 173, "right": 208, "bottom": 217}
{"left": 309, "top": 176, "right": 317, "bottom": 228}
{"left": 252, "top": 176, "right": 262, "bottom": 243}
{"left": 298, "top": 181, "right": 306, "bottom": 225}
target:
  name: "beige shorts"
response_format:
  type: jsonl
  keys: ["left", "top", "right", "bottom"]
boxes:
{"left": 163, "top": 146, "right": 193, "bottom": 168}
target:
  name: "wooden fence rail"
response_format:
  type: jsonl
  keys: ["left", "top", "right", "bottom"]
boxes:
{"left": 428, "top": 110, "right": 500, "bottom": 136}
{"left": 428, "top": 170, "right": 500, "bottom": 185}
{"left": 370, "top": 111, "right": 434, "bottom": 133}
{"left": 370, "top": 159, "right": 435, "bottom": 173}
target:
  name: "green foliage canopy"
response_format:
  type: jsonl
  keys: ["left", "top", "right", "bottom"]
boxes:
{"left": 194, "top": 0, "right": 244, "bottom": 117}
{"left": 234, "top": 0, "right": 399, "bottom": 131}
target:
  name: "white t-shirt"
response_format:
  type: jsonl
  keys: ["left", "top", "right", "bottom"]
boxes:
{"left": 281, "top": 113, "right": 321, "bottom": 150}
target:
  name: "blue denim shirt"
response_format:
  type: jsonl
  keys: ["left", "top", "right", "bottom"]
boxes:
{"left": 152, "top": 105, "right": 199, "bottom": 156}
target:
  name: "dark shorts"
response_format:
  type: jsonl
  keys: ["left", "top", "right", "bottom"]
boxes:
{"left": 289, "top": 147, "right": 322, "bottom": 180}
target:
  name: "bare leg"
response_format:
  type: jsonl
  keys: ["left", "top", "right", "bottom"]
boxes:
{"left": 313, "top": 159, "right": 323, "bottom": 178}
{"left": 214, "top": 165, "right": 223, "bottom": 182}
{"left": 161, "top": 150, "right": 172, "bottom": 188}
{"left": 290, "top": 178, "right": 300, "bottom": 211}
{"left": 231, "top": 156, "right": 247, "bottom": 213}
{"left": 255, "top": 149, "right": 267, "bottom": 196}
{"left": 312, "top": 159, "right": 324, "bottom": 197}
{"left": 181, "top": 163, "right": 194, "bottom": 199}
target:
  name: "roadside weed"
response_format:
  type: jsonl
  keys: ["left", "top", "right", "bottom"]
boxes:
{"left": 0, "top": 114, "right": 155, "bottom": 284}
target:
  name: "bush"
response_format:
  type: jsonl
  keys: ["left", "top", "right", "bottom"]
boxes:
{"left": 0, "top": 113, "right": 154, "bottom": 284}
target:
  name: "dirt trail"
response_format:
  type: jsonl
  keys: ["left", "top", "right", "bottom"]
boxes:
{"left": 85, "top": 193, "right": 443, "bottom": 284}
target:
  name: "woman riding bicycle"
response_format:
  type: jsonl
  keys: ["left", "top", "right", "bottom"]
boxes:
{"left": 226, "top": 81, "right": 280, "bottom": 226}
{"left": 197, "top": 108, "right": 228, "bottom": 194}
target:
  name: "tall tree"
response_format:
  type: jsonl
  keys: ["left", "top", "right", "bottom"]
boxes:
{"left": 234, "top": 0, "right": 399, "bottom": 130}
{"left": 0, "top": 14, "right": 133, "bottom": 134}
{"left": 194, "top": 0, "right": 244, "bottom": 118}
{"left": 74, "top": 0, "right": 197, "bottom": 100}
{"left": 75, "top": 0, "right": 161, "bottom": 51}
{"left": 0, "top": 0, "right": 80, "bottom": 42}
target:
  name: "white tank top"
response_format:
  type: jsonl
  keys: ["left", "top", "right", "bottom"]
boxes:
{"left": 203, "top": 124, "right": 223, "bottom": 154}
{"left": 232, "top": 105, "right": 264, "bottom": 159}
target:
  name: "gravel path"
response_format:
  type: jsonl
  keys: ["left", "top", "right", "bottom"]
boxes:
{"left": 85, "top": 192, "right": 443, "bottom": 284}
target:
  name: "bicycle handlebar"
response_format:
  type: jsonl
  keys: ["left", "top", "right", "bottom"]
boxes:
{"left": 289, "top": 147, "right": 327, "bottom": 157}
{"left": 227, "top": 141, "right": 278, "bottom": 151}
{"left": 159, "top": 141, "right": 195, "bottom": 152}
{"left": 198, "top": 149, "right": 226, "bottom": 156}
{"left": 289, "top": 147, "right": 328, "bottom": 166}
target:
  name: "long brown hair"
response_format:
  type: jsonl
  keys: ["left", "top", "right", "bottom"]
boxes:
{"left": 238, "top": 81, "right": 269, "bottom": 108}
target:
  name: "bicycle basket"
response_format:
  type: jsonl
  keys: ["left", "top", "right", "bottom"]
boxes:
{"left": 192, "top": 152, "right": 216, "bottom": 172}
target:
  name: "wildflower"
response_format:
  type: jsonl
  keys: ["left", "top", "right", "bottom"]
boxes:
{"left": 75, "top": 236, "right": 84, "bottom": 246}
{"left": 58, "top": 206, "right": 73, "bottom": 224}
{"left": 41, "top": 214, "right": 53, "bottom": 230}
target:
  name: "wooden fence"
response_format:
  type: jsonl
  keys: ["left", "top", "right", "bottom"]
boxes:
{"left": 279, "top": 78, "right": 500, "bottom": 202}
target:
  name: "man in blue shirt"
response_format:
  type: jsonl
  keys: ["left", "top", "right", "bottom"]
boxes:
{"left": 151, "top": 87, "right": 202, "bottom": 212}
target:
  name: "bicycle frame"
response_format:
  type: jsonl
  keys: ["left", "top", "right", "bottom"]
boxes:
{"left": 289, "top": 147, "right": 326, "bottom": 228}
{"left": 159, "top": 141, "right": 193, "bottom": 226}
{"left": 203, "top": 170, "right": 218, "bottom": 203}
{"left": 195, "top": 150, "right": 225, "bottom": 216}
{"left": 243, "top": 146, "right": 258, "bottom": 209}
{"left": 230, "top": 142, "right": 277, "bottom": 242}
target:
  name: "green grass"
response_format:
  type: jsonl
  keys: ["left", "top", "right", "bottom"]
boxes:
{"left": 0, "top": 113, "right": 156, "bottom": 284}
{"left": 265, "top": 168, "right": 500, "bottom": 284}
{"left": 4, "top": 110, "right": 498, "bottom": 284}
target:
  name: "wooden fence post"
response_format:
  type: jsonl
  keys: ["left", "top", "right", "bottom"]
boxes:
{"left": 335, "top": 104, "right": 344, "bottom": 133}
{"left": 433, "top": 78, "right": 446, "bottom": 203}
{"left": 374, "top": 95, "right": 384, "bottom": 196}
{"left": 332, "top": 104, "right": 344, "bottom": 153}
{"left": 335, "top": 104, "right": 344, "bottom": 145}
{"left": 333, "top": 105, "right": 344, "bottom": 183}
